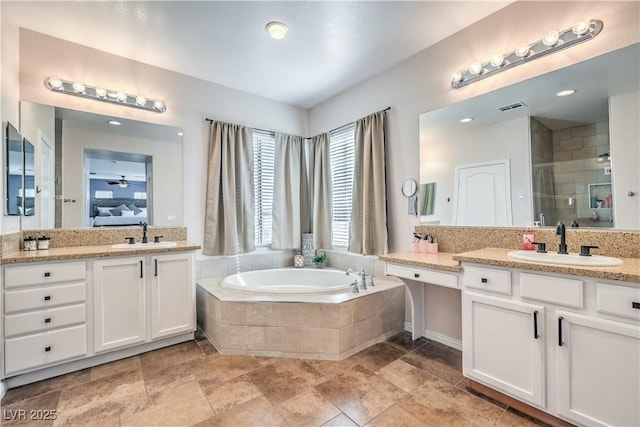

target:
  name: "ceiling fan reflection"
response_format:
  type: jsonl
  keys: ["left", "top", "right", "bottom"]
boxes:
{"left": 106, "top": 175, "right": 144, "bottom": 188}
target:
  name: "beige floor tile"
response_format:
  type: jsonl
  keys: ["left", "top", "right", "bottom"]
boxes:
{"left": 1, "top": 391, "right": 60, "bottom": 427}
{"left": 139, "top": 341, "right": 206, "bottom": 372}
{"left": 120, "top": 380, "right": 213, "bottom": 426}
{"left": 385, "top": 332, "right": 429, "bottom": 352}
{"left": 90, "top": 356, "right": 141, "bottom": 382}
{"left": 315, "top": 364, "right": 406, "bottom": 426}
{"left": 493, "top": 408, "right": 549, "bottom": 427}
{"left": 189, "top": 354, "right": 262, "bottom": 386}
{"left": 364, "top": 403, "right": 425, "bottom": 427}
{"left": 278, "top": 388, "right": 341, "bottom": 426}
{"left": 2, "top": 370, "right": 90, "bottom": 406}
{"left": 202, "top": 375, "right": 262, "bottom": 414}
{"left": 305, "top": 358, "right": 357, "bottom": 379}
{"left": 248, "top": 358, "right": 324, "bottom": 404}
{"left": 400, "top": 342, "right": 463, "bottom": 385}
{"left": 53, "top": 370, "right": 146, "bottom": 427}
{"left": 142, "top": 359, "right": 197, "bottom": 396}
{"left": 321, "top": 413, "right": 360, "bottom": 427}
{"left": 376, "top": 359, "right": 432, "bottom": 393}
{"left": 349, "top": 342, "right": 406, "bottom": 372}
{"left": 194, "top": 395, "right": 286, "bottom": 427}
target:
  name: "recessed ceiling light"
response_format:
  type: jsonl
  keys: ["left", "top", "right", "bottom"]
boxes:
{"left": 460, "top": 117, "right": 473, "bottom": 123}
{"left": 265, "top": 21, "right": 288, "bottom": 40}
{"left": 108, "top": 120, "right": 121, "bottom": 126}
{"left": 556, "top": 89, "right": 576, "bottom": 97}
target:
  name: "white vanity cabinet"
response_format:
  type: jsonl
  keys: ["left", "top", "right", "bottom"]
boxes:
{"left": 461, "top": 264, "right": 640, "bottom": 426}
{"left": 3, "top": 261, "right": 88, "bottom": 375}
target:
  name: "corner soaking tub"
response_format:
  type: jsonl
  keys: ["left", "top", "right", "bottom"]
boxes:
{"left": 196, "top": 267, "right": 406, "bottom": 360}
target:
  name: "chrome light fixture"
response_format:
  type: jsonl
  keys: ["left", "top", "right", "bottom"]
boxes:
{"left": 451, "top": 19, "right": 603, "bottom": 89}
{"left": 44, "top": 77, "right": 167, "bottom": 113}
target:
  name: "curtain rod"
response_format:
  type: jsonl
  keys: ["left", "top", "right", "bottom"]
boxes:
{"left": 205, "top": 106, "right": 390, "bottom": 136}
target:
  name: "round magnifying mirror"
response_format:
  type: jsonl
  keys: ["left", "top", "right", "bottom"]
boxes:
{"left": 401, "top": 179, "right": 417, "bottom": 197}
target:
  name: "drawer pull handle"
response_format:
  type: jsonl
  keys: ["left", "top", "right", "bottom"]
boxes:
{"left": 414, "top": 273, "right": 420, "bottom": 278}
{"left": 155, "top": 259, "right": 159, "bottom": 277}
{"left": 44, "top": 295, "right": 51, "bottom": 301}
{"left": 533, "top": 311, "right": 539, "bottom": 339}
{"left": 44, "top": 346, "right": 51, "bottom": 352}
{"left": 481, "top": 277, "right": 488, "bottom": 284}
{"left": 140, "top": 260, "right": 144, "bottom": 278}
{"left": 632, "top": 302, "right": 640, "bottom": 310}
{"left": 44, "top": 272, "right": 51, "bottom": 277}
{"left": 558, "top": 316, "right": 564, "bottom": 347}
{"left": 44, "top": 318, "right": 51, "bottom": 323}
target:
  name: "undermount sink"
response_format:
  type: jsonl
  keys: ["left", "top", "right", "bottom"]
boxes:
{"left": 507, "top": 250, "right": 623, "bottom": 267}
{"left": 111, "top": 242, "right": 178, "bottom": 249}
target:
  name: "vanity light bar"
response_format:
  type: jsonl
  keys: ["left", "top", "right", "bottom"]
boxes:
{"left": 44, "top": 78, "right": 166, "bottom": 113}
{"left": 451, "top": 19, "right": 603, "bottom": 89}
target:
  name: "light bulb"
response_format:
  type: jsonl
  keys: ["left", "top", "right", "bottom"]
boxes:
{"left": 72, "top": 82, "right": 85, "bottom": 93}
{"left": 451, "top": 72, "right": 463, "bottom": 83}
{"left": 572, "top": 20, "right": 591, "bottom": 36}
{"left": 556, "top": 89, "right": 576, "bottom": 97}
{"left": 47, "top": 78, "right": 63, "bottom": 89}
{"left": 117, "top": 92, "right": 127, "bottom": 102}
{"left": 135, "top": 96, "right": 147, "bottom": 106}
{"left": 515, "top": 46, "right": 530, "bottom": 58}
{"left": 490, "top": 53, "right": 505, "bottom": 67}
{"left": 265, "top": 21, "right": 288, "bottom": 40}
{"left": 460, "top": 117, "right": 473, "bottom": 123}
{"left": 542, "top": 30, "right": 559, "bottom": 47}
{"left": 154, "top": 100, "right": 166, "bottom": 111}
{"left": 469, "top": 62, "right": 483, "bottom": 75}
{"left": 95, "top": 88, "right": 107, "bottom": 98}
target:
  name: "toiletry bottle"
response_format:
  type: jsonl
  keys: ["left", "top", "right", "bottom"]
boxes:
{"left": 523, "top": 227, "right": 535, "bottom": 250}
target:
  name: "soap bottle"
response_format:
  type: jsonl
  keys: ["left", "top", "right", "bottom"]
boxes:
{"left": 523, "top": 227, "right": 535, "bottom": 250}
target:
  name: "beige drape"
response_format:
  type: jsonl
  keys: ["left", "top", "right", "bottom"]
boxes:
{"left": 203, "top": 121, "right": 255, "bottom": 256}
{"left": 271, "top": 133, "right": 310, "bottom": 249}
{"left": 349, "top": 111, "right": 388, "bottom": 255}
{"left": 309, "top": 133, "right": 333, "bottom": 249}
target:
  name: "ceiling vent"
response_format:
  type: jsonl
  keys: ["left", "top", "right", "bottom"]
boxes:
{"left": 498, "top": 101, "right": 527, "bottom": 112}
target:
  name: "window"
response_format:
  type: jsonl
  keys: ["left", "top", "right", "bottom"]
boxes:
{"left": 330, "top": 124, "right": 355, "bottom": 247}
{"left": 253, "top": 129, "right": 275, "bottom": 246}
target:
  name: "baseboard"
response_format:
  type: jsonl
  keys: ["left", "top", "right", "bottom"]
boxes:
{"left": 404, "top": 322, "right": 462, "bottom": 351}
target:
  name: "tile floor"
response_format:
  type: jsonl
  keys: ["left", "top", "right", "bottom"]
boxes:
{"left": 1, "top": 332, "right": 546, "bottom": 426}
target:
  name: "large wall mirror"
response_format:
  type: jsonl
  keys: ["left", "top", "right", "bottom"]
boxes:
{"left": 19, "top": 102, "right": 183, "bottom": 230}
{"left": 419, "top": 44, "right": 639, "bottom": 230}
{"left": 5, "top": 122, "right": 23, "bottom": 216}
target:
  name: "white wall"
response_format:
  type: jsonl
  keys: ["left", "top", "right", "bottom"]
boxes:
{"left": 610, "top": 91, "right": 640, "bottom": 229}
{"left": 420, "top": 116, "right": 532, "bottom": 226}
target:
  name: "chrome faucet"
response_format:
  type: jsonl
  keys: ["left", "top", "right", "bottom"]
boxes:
{"left": 539, "top": 213, "right": 545, "bottom": 227}
{"left": 359, "top": 269, "right": 367, "bottom": 290}
{"left": 556, "top": 221, "right": 568, "bottom": 254}
{"left": 346, "top": 268, "right": 356, "bottom": 275}
{"left": 140, "top": 222, "right": 148, "bottom": 244}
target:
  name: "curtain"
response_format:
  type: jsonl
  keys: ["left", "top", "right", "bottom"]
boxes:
{"left": 202, "top": 120, "right": 255, "bottom": 256}
{"left": 309, "top": 133, "right": 333, "bottom": 249}
{"left": 349, "top": 111, "right": 388, "bottom": 255}
{"left": 271, "top": 132, "right": 310, "bottom": 249}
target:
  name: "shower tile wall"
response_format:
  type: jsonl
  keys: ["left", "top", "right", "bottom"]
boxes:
{"left": 531, "top": 118, "right": 556, "bottom": 225}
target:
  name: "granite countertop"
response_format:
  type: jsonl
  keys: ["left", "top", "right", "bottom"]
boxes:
{"left": 453, "top": 247, "right": 640, "bottom": 283}
{"left": 2, "top": 241, "right": 201, "bottom": 264}
{"left": 379, "top": 252, "right": 461, "bottom": 273}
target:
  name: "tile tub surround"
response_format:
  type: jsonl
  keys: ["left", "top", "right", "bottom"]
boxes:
{"left": 415, "top": 225, "right": 640, "bottom": 258}
{"left": 1, "top": 231, "right": 22, "bottom": 257}
{"left": 197, "top": 275, "right": 406, "bottom": 360}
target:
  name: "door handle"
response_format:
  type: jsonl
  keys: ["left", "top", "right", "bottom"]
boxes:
{"left": 558, "top": 316, "right": 564, "bottom": 346}
{"left": 533, "top": 310, "right": 539, "bottom": 339}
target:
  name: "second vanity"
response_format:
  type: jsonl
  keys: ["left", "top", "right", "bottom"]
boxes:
{"left": 383, "top": 247, "right": 640, "bottom": 427}
{"left": 1, "top": 239, "right": 200, "bottom": 388}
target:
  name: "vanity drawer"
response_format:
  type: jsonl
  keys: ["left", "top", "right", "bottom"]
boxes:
{"left": 5, "top": 324, "right": 87, "bottom": 375}
{"left": 386, "top": 263, "right": 458, "bottom": 289}
{"left": 4, "top": 304, "right": 86, "bottom": 338}
{"left": 4, "top": 261, "right": 86, "bottom": 288}
{"left": 597, "top": 283, "right": 640, "bottom": 320}
{"left": 520, "top": 273, "right": 583, "bottom": 308}
{"left": 5, "top": 282, "right": 86, "bottom": 314}
{"left": 463, "top": 266, "right": 511, "bottom": 295}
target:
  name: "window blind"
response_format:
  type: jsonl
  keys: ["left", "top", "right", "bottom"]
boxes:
{"left": 329, "top": 123, "right": 355, "bottom": 247}
{"left": 253, "top": 129, "right": 275, "bottom": 246}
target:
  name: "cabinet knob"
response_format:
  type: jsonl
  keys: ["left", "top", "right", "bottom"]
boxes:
{"left": 632, "top": 302, "right": 640, "bottom": 310}
{"left": 481, "top": 277, "right": 488, "bottom": 284}
{"left": 44, "top": 318, "right": 52, "bottom": 323}
{"left": 44, "top": 346, "right": 51, "bottom": 352}
{"left": 414, "top": 273, "right": 420, "bottom": 278}
{"left": 44, "top": 295, "right": 51, "bottom": 301}
{"left": 44, "top": 272, "right": 51, "bottom": 277}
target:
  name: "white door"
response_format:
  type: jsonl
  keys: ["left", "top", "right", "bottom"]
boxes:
{"left": 93, "top": 257, "right": 146, "bottom": 352}
{"left": 453, "top": 159, "right": 512, "bottom": 226}
{"left": 150, "top": 253, "right": 195, "bottom": 339}
{"left": 462, "top": 291, "right": 545, "bottom": 407}
{"left": 556, "top": 311, "right": 640, "bottom": 427}
{"left": 38, "top": 133, "right": 55, "bottom": 229}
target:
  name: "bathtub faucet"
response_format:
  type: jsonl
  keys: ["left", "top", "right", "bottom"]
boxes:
{"left": 350, "top": 280, "right": 360, "bottom": 293}
{"left": 359, "top": 269, "right": 368, "bottom": 290}
{"left": 346, "top": 268, "right": 356, "bottom": 275}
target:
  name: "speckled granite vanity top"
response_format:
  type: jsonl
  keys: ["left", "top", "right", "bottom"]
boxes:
{"left": 379, "top": 252, "right": 461, "bottom": 273}
{"left": 454, "top": 248, "right": 639, "bottom": 283}
{"left": 2, "top": 241, "right": 201, "bottom": 264}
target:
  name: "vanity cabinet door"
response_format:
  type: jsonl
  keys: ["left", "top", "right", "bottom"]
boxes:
{"left": 150, "top": 253, "right": 195, "bottom": 339}
{"left": 462, "top": 291, "right": 545, "bottom": 407}
{"left": 93, "top": 257, "right": 146, "bottom": 353}
{"left": 555, "top": 311, "right": 640, "bottom": 427}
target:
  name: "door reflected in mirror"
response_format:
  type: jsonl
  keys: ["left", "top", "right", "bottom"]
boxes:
{"left": 5, "top": 122, "right": 23, "bottom": 216}
{"left": 419, "top": 182, "right": 436, "bottom": 216}
{"left": 22, "top": 138, "right": 36, "bottom": 216}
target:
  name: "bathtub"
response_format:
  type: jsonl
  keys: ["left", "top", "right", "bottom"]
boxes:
{"left": 197, "top": 267, "right": 406, "bottom": 360}
{"left": 220, "top": 268, "right": 357, "bottom": 294}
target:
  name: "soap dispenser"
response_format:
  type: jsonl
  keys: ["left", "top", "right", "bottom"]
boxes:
{"left": 523, "top": 227, "right": 535, "bottom": 250}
